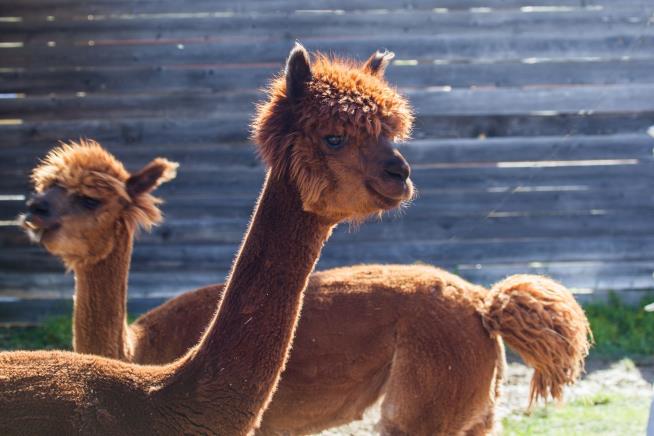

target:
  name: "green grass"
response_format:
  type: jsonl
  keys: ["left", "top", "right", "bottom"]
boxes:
{"left": 585, "top": 293, "right": 654, "bottom": 359}
{"left": 503, "top": 392, "right": 648, "bottom": 436}
{"left": 0, "top": 316, "right": 72, "bottom": 351}
{"left": 0, "top": 314, "right": 132, "bottom": 351}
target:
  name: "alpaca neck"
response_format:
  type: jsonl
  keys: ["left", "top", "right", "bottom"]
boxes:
{"left": 72, "top": 226, "right": 133, "bottom": 360}
{"left": 164, "top": 169, "right": 334, "bottom": 433}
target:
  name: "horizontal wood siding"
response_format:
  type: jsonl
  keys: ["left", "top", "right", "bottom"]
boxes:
{"left": 1, "top": 0, "right": 654, "bottom": 317}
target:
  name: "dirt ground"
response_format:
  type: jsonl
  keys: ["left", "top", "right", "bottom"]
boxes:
{"left": 314, "top": 359, "right": 653, "bottom": 435}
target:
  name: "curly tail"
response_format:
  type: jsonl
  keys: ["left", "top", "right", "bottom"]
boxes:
{"left": 479, "top": 275, "right": 592, "bottom": 410}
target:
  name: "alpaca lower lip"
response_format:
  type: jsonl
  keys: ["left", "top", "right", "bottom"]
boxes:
{"left": 366, "top": 182, "right": 407, "bottom": 208}
{"left": 20, "top": 213, "right": 47, "bottom": 231}
{"left": 25, "top": 223, "right": 60, "bottom": 244}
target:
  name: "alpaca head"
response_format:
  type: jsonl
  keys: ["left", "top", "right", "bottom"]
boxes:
{"left": 252, "top": 43, "right": 415, "bottom": 223}
{"left": 19, "top": 139, "right": 178, "bottom": 269}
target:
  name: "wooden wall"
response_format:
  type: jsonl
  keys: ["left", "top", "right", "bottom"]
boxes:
{"left": 1, "top": 0, "right": 654, "bottom": 318}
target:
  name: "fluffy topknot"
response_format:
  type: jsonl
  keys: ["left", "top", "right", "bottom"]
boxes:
{"left": 251, "top": 47, "right": 414, "bottom": 175}
{"left": 32, "top": 139, "right": 130, "bottom": 195}
{"left": 303, "top": 54, "right": 413, "bottom": 140}
{"left": 31, "top": 139, "right": 178, "bottom": 234}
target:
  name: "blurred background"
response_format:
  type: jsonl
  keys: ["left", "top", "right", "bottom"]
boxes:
{"left": 1, "top": 1, "right": 654, "bottom": 434}
{"left": 2, "top": 0, "right": 654, "bottom": 318}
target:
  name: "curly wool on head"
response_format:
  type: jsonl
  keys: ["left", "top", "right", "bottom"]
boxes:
{"left": 301, "top": 54, "right": 413, "bottom": 140}
{"left": 31, "top": 139, "right": 177, "bottom": 234}
{"left": 251, "top": 51, "right": 414, "bottom": 175}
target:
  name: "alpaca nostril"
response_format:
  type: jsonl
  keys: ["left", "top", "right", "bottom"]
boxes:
{"left": 383, "top": 158, "right": 410, "bottom": 182}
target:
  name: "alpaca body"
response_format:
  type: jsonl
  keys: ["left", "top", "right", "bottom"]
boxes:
{"left": 0, "top": 351, "right": 167, "bottom": 435}
{"left": 108, "top": 264, "right": 589, "bottom": 435}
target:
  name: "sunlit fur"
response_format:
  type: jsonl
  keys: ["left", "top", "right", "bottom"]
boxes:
{"left": 21, "top": 141, "right": 179, "bottom": 360}
{"left": 29, "top": 140, "right": 177, "bottom": 269}
{"left": 76, "top": 262, "right": 590, "bottom": 435}
{"left": 0, "top": 45, "right": 415, "bottom": 435}
{"left": 33, "top": 149, "right": 590, "bottom": 434}
{"left": 481, "top": 274, "right": 592, "bottom": 409}
{"left": 253, "top": 50, "right": 414, "bottom": 222}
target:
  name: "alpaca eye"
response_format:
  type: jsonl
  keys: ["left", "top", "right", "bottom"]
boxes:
{"left": 323, "top": 135, "right": 344, "bottom": 149}
{"left": 79, "top": 196, "right": 102, "bottom": 210}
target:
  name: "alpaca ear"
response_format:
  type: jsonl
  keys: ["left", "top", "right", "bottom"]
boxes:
{"left": 126, "top": 158, "right": 178, "bottom": 197}
{"left": 285, "top": 42, "right": 312, "bottom": 102}
{"left": 363, "top": 50, "right": 395, "bottom": 77}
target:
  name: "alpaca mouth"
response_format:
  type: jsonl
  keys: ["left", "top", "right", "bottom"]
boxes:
{"left": 18, "top": 214, "right": 59, "bottom": 244}
{"left": 365, "top": 180, "right": 411, "bottom": 209}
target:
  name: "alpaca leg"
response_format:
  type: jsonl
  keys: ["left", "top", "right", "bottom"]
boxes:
{"left": 378, "top": 318, "right": 499, "bottom": 436}
{"left": 378, "top": 363, "right": 492, "bottom": 436}
{"left": 464, "top": 341, "right": 505, "bottom": 436}
{"left": 463, "top": 408, "right": 497, "bottom": 436}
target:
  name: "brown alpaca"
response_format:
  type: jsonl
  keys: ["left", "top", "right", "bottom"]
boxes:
{"left": 135, "top": 269, "right": 590, "bottom": 436}
{"left": 3, "top": 44, "right": 414, "bottom": 435}
{"left": 54, "top": 260, "right": 590, "bottom": 436}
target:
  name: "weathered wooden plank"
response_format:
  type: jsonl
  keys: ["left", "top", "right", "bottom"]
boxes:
{"left": 0, "top": 271, "right": 229, "bottom": 299}
{"left": 4, "top": 83, "right": 654, "bottom": 120}
{"left": 4, "top": 199, "right": 654, "bottom": 248}
{"left": 5, "top": 234, "right": 654, "bottom": 277}
{"left": 2, "top": 0, "right": 651, "bottom": 15}
{"left": 401, "top": 134, "right": 654, "bottom": 163}
{"left": 455, "top": 260, "right": 654, "bottom": 293}
{"left": 140, "top": 189, "right": 654, "bottom": 220}
{"left": 1, "top": 111, "right": 653, "bottom": 148}
{"left": 0, "top": 134, "right": 649, "bottom": 172}
{"left": 0, "top": 91, "right": 258, "bottom": 120}
{"left": 0, "top": 142, "right": 260, "bottom": 173}
{"left": 0, "top": 298, "right": 169, "bottom": 324}
{"left": 321, "top": 236, "right": 654, "bottom": 270}
{"left": 0, "top": 90, "right": 260, "bottom": 120}
{"left": 1, "top": 259, "right": 652, "bottom": 302}
{"left": 5, "top": 59, "right": 654, "bottom": 96}
{"left": 3, "top": 34, "right": 653, "bottom": 69}
{"left": 0, "top": 64, "right": 281, "bottom": 95}
{"left": 0, "top": 114, "right": 252, "bottom": 148}
{"left": 88, "top": 209, "right": 654, "bottom": 244}
{"left": 464, "top": 267, "right": 654, "bottom": 304}
{"left": 4, "top": 7, "right": 652, "bottom": 43}
{"left": 4, "top": 175, "right": 654, "bottom": 224}
{"left": 411, "top": 111, "right": 654, "bottom": 139}
{"left": 1, "top": 156, "right": 650, "bottom": 195}
{"left": 409, "top": 83, "right": 654, "bottom": 115}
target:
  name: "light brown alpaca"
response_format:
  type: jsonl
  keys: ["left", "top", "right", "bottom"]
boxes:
{"left": 22, "top": 139, "right": 179, "bottom": 361}
{"left": 3, "top": 44, "right": 414, "bottom": 435}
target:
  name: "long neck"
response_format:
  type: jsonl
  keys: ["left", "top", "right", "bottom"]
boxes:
{"left": 72, "top": 226, "right": 133, "bottom": 360}
{"left": 164, "top": 170, "right": 334, "bottom": 434}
